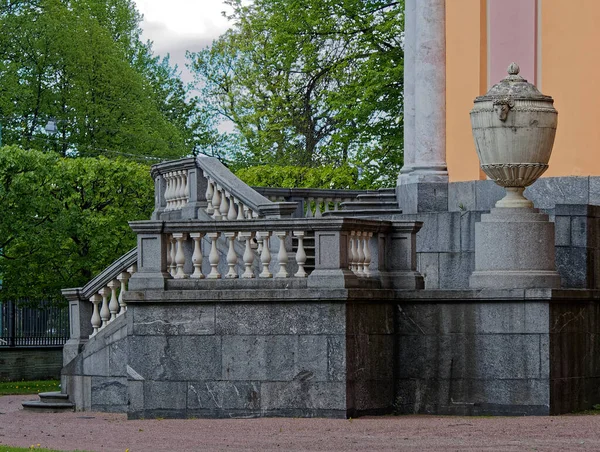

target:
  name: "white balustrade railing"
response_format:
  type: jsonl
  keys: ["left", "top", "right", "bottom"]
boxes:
{"left": 162, "top": 228, "right": 318, "bottom": 280}
{"left": 203, "top": 173, "right": 260, "bottom": 221}
{"left": 89, "top": 264, "right": 136, "bottom": 337}
{"left": 164, "top": 170, "right": 189, "bottom": 211}
{"left": 160, "top": 225, "right": 378, "bottom": 281}
{"left": 348, "top": 230, "right": 373, "bottom": 278}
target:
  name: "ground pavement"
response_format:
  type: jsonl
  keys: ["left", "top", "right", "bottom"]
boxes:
{"left": 1, "top": 395, "right": 600, "bottom": 451}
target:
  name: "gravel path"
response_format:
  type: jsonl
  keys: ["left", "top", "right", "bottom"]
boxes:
{"left": 2, "top": 395, "right": 600, "bottom": 451}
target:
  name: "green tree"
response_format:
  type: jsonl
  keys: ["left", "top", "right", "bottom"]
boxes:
{"left": 188, "top": 0, "right": 404, "bottom": 187}
{"left": 0, "top": 146, "right": 153, "bottom": 301}
{"left": 0, "top": 0, "right": 202, "bottom": 161}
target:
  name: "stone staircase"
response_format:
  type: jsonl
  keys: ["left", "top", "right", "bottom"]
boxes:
{"left": 22, "top": 391, "right": 74, "bottom": 412}
{"left": 335, "top": 188, "right": 401, "bottom": 217}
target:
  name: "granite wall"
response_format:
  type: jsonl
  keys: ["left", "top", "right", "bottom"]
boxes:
{"left": 126, "top": 301, "right": 349, "bottom": 419}
{"left": 396, "top": 177, "right": 600, "bottom": 291}
{"left": 394, "top": 297, "right": 600, "bottom": 416}
{"left": 61, "top": 314, "right": 129, "bottom": 413}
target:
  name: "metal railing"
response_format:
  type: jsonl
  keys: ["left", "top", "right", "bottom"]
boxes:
{"left": 0, "top": 300, "right": 69, "bottom": 347}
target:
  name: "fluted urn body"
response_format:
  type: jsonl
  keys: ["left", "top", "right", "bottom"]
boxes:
{"left": 470, "top": 63, "right": 558, "bottom": 207}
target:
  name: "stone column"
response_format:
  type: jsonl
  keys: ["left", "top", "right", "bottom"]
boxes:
{"left": 412, "top": 0, "right": 448, "bottom": 179}
{"left": 398, "top": 0, "right": 416, "bottom": 179}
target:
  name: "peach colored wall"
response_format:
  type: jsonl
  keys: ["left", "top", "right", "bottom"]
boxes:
{"left": 542, "top": 1, "right": 600, "bottom": 177}
{"left": 446, "top": 0, "right": 487, "bottom": 182}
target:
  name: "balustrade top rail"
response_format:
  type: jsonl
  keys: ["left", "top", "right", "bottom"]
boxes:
{"left": 81, "top": 248, "right": 137, "bottom": 299}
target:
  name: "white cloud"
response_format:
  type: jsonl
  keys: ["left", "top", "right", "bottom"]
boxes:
{"left": 134, "top": 0, "right": 233, "bottom": 81}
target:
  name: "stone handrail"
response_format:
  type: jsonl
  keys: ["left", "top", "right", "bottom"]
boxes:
{"left": 62, "top": 248, "right": 137, "bottom": 341}
{"left": 150, "top": 156, "right": 297, "bottom": 221}
{"left": 128, "top": 217, "right": 423, "bottom": 291}
{"left": 253, "top": 187, "right": 369, "bottom": 218}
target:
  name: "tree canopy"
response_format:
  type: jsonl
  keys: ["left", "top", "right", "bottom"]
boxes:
{"left": 189, "top": 0, "right": 404, "bottom": 188}
{"left": 0, "top": 145, "right": 153, "bottom": 301}
{"left": 0, "top": 0, "right": 206, "bottom": 160}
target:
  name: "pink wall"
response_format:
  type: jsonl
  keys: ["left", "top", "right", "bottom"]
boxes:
{"left": 489, "top": 0, "right": 537, "bottom": 86}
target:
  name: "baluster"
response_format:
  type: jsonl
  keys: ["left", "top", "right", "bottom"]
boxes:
{"left": 164, "top": 173, "right": 172, "bottom": 210}
{"left": 128, "top": 263, "right": 137, "bottom": 275}
{"left": 252, "top": 210, "right": 259, "bottom": 219}
{"left": 243, "top": 205, "right": 251, "bottom": 220}
{"left": 169, "top": 235, "right": 177, "bottom": 277}
{"left": 173, "top": 171, "right": 182, "bottom": 209}
{"left": 117, "top": 271, "right": 130, "bottom": 314}
{"left": 182, "top": 171, "right": 189, "bottom": 207}
{"left": 238, "top": 232, "right": 255, "bottom": 278}
{"left": 306, "top": 197, "right": 314, "bottom": 218}
{"left": 259, "top": 231, "right": 272, "bottom": 278}
{"left": 224, "top": 232, "right": 238, "bottom": 278}
{"left": 212, "top": 185, "right": 222, "bottom": 219}
{"left": 349, "top": 232, "right": 357, "bottom": 273}
{"left": 205, "top": 175, "right": 214, "bottom": 215}
{"left": 207, "top": 232, "right": 221, "bottom": 279}
{"left": 356, "top": 230, "right": 365, "bottom": 277}
{"left": 293, "top": 231, "right": 307, "bottom": 278}
{"left": 334, "top": 198, "right": 341, "bottom": 211}
{"left": 107, "top": 279, "right": 119, "bottom": 320}
{"left": 166, "top": 238, "right": 173, "bottom": 276}
{"left": 275, "top": 231, "right": 289, "bottom": 278}
{"left": 173, "top": 233, "right": 188, "bottom": 279}
{"left": 324, "top": 198, "right": 332, "bottom": 213}
{"left": 89, "top": 294, "right": 102, "bottom": 336}
{"left": 315, "top": 198, "right": 323, "bottom": 217}
{"left": 227, "top": 194, "right": 237, "bottom": 220}
{"left": 219, "top": 189, "right": 229, "bottom": 221}
{"left": 255, "top": 231, "right": 263, "bottom": 254}
{"left": 99, "top": 287, "right": 110, "bottom": 329}
{"left": 177, "top": 171, "right": 186, "bottom": 208}
{"left": 363, "top": 232, "right": 373, "bottom": 278}
{"left": 190, "top": 233, "right": 205, "bottom": 279}
{"left": 236, "top": 199, "right": 245, "bottom": 220}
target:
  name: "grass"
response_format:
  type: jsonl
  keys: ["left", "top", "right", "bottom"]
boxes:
{"left": 0, "top": 380, "right": 60, "bottom": 395}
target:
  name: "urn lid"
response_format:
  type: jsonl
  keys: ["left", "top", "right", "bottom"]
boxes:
{"left": 474, "top": 62, "right": 553, "bottom": 103}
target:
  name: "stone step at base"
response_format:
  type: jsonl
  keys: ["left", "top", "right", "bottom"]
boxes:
{"left": 39, "top": 391, "right": 70, "bottom": 403}
{"left": 22, "top": 400, "right": 75, "bottom": 412}
{"left": 22, "top": 391, "right": 74, "bottom": 412}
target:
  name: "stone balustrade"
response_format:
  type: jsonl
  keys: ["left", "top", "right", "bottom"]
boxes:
{"left": 87, "top": 263, "right": 137, "bottom": 337}
{"left": 163, "top": 170, "right": 189, "bottom": 211}
{"left": 128, "top": 218, "right": 423, "bottom": 291}
{"left": 62, "top": 249, "right": 137, "bottom": 343}
{"left": 151, "top": 156, "right": 297, "bottom": 221}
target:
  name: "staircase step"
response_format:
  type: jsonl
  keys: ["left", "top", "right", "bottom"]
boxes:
{"left": 22, "top": 400, "right": 75, "bottom": 412}
{"left": 39, "top": 391, "right": 70, "bottom": 403}
{"left": 325, "top": 209, "right": 403, "bottom": 218}
{"left": 342, "top": 201, "right": 399, "bottom": 211}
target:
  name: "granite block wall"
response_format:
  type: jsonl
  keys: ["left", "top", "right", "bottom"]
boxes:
{"left": 126, "top": 301, "right": 349, "bottom": 419}
{"left": 398, "top": 177, "right": 600, "bottom": 290}
{"left": 394, "top": 301, "right": 551, "bottom": 415}
{"left": 62, "top": 314, "right": 129, "bottom": 413}
{"left": 549, "top": 300, "right": 600, "bottom": 414}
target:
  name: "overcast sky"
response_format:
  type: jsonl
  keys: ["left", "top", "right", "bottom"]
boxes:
{"left": 134, "top": 0, "right": 233, "bottom": 82}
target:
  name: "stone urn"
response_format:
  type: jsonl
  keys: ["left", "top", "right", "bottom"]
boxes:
{"left": 470, "top": 63, "right": 558, "bottom": 208}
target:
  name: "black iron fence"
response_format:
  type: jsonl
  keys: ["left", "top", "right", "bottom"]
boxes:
{"left": 0, "top": 300, "right": 69, "bottom": 347}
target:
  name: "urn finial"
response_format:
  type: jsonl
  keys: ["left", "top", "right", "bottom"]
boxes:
{"left": 507, "top": 62, "right": 520, "bottom": 76}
